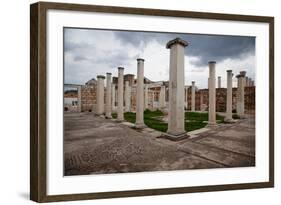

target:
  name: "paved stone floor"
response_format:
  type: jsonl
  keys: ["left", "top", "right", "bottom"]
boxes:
{"left": 64, "top": 112, "right": 255, "bottom": 176}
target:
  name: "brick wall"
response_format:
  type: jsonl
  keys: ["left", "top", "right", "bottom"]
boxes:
{"left": 68, "top": 81, "right": 255, "bottom": 114}
{"left": 189, "top": 86, "right": 255, "bottom": 113}
{"left": 81, "top": 85, "right": 96, "bottom": 112}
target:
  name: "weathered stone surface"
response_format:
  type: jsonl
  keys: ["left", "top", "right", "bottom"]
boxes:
{"left": 166, "top": 38, "right": 187, "bottom": 137}
{"left": 208, "top": 61, "right": 216, "bottom": 126}
{"left": 64, "top": 112, "right": 255, "bottom": 176}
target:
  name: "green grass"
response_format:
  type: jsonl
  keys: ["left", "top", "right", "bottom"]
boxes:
{"left": 185, "top": 112, "right": 224, "bottom": 122}
{"left": 112, "top": 109, "right": 168, "bottom": 132}
{"left": 112, "top": 110, "right": 225, "bottom": 133}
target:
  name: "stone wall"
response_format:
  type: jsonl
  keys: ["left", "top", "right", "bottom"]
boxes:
{"left": 65, "top": 81, "right": 255, "bottom": 114}
{"left": 188, "top": 86, "right": 255, "bottom": 113}
{"left": 81, "top": 85, "right": 96, "bottom": 112}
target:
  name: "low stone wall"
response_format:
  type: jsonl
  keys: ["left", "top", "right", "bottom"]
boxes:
{"left": 65, "top": 83, "right": 255, "bottom": 114}
{"left": 191, "top": 86, "right": 255, "bottom": 113}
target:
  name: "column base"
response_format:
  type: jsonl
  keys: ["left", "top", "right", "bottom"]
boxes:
{"left": 105, "top": 115, "right": 112, "bottom": 119}
{"left": 116, "top": 118, "right": 124, "bottom": 122}
{"left": 224, "top": 118, "right": 235, "bottom": 123}
{"left": 161, "top": 131, "right": 189, "bottom": 141}
{"left": 206, "top": 122, "right": 217, "bottom": 127}
{"left": 134, "top": 122, "right": 146, "bottom": 129}
{"left": 95, "top": 113, "right": 104, "bottom": 117}
{"left": 237, "top": 115, "right": 246, "bottom": 119}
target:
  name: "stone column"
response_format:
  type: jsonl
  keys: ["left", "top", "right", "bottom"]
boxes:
{"left": 96, "top": 75, "right": 105, "bottom": 115}
{"left": 105, "top": 73, "right": 112, "bottom": 118}
{"left": 191, "top": 81, "right": 196, "bottom": 112}
{"left": 218, "top": 76, "right": 221, "bottom": 88}
{"left": 159, "top": 85, "right": 166, "bottom": 108}
{"left": 135, "top": 58, "right": 145, "bottom": 128}
{"left": 225, "top": 70, "right": 233, "bottom": 122}
{"left": 185, "top": 87, "right": 188, "bottom": 110}
{"left": 117, "top": 67, "right": 124, "bottom": 121}
{"left": 111, "top": 84, "right": 116, "bottom": 111}
{"left": 165, "top": 38, "right": 188, "bottom": 140}
{"left": 245, "top": 76, "right": 249, "bottom": 87}
{"left": 208, "top": 61, "right": 216, "bottom": 126}
{"left": 144, "top": 84, "right": 148, "bottom": 109}
{"left": 151, "top": 91, "right": 154, "bottom": 109}
{"left": 249, "top": 78, "right": 252, "bottom": 86}
{"left": 124, "top": 81, "right": 131, "bottom": 112}
{"left": 200, "top": 91, "right": 204, "bottom": 111}
{"left": 236, "top": 71, "right": 246, "bottom": 118}
{"left": 77, "top": 86, "right": 82, "bottom": 112}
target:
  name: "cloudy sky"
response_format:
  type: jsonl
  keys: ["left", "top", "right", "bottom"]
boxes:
{"left": 64, "top": 28, "right": 255, "bottom": 89}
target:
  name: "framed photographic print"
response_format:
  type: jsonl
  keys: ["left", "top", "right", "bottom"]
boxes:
{"left": 30, "top": 1, "right": 274, "bottom": 202}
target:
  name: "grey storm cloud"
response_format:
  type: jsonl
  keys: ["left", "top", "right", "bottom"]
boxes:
{"left": 114, "top": 31, "right": 255, "bottom": 66}
{"left": 64, "top": 41, "right": 93, "bottom": 52}
{"left": 70, "top": 46, "right": 132, "bottom": 67}
{"left": 64, "top": 28, "right": 255, "bottom": 67}
{"left": 64, "top": 28, "right": 255, "bottom": 86}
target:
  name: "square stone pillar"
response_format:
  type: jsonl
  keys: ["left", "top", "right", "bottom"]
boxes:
{"left": 236, "top": 71, "right": 246, "bottom": 118}
{"left": 105, "top": 73, "right": 112, "bottom": 118}
{"left": 77, "top": 85, "right": 82, "bottom": 112}
{"left": 135, "top": 58, "right": 145, "bottom": 128}
{"left": 218, "top": 76, "right": 221, "bottom": 88}
{"left": 96, "top": 75, "right": 105, "bottom": 115}
{"left": 191, "top": 81, "right": 196, "bottom": 112}
{"left": 111, "top": 84, "right": 116, "bottom": 111}
{"left": 225, "top": 70, "right": 234, "bottom": 122}
{"left": 117, "top": 67, "right": 124, "bottom": 121}
{"left": 124, "top": 81, "right": 131, "bottom": 112}
{"left": 208, "top": 61, "right": 217, "bottom": 126}
{"left": 165, "top": 38, "right": 189, "bottom": 140}
{"left": 159, "top": 85, "right": 166, "bottom": 108}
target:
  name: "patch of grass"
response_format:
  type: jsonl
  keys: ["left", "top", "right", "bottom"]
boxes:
{"left": 184, "top": 112, "right": 224, "bottom": 131}
{"left": 184, "top": 112, "right": 224, "bottom": 122}
{"left": 144, "top": 109, "right": 164, "bottom": 117}
{"left": 112, "top": 110, "right": 167, "bottom": 132}
{"left": 112, "top": 110, "right": 225, "bottom": 133}
{"left": 185, "top": 121, "right": 208, "bottom": 132}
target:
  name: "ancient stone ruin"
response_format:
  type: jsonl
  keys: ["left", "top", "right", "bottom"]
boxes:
{"left": 64, "top": 38, "right": 255, "bottom": 140}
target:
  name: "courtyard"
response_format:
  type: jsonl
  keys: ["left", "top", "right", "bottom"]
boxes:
{"left": 64, "top": 112, "right": 255, "bottom": 176}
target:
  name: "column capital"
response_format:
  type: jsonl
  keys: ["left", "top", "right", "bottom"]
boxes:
{"left": 137, "top": 58, "right": 145, "bottom": 62}
{"left": 106, "top": 72, "right": 112, "bottom": 76}
{"left": 236, "top": 74, "right": 242, "bottom": 78}
{"left": 118, "top": 67, "right": 124, "bottom": 70}
{"left": 240, "top": 71, "right": 246, "bottom": 77}
{"left": 208, "top": 61, "right": 216, "bottom": 65}
{"left": 97, "top": 75, "right": 105, "bottom": 79}
{"left": 192, "top": 81, "right": 195, "bottom": 85}
{"left": 166, "top": 38, "right": 188, "bottom": 49}
{"left": 226, "top": 70, "right": 232, "bottom": 73}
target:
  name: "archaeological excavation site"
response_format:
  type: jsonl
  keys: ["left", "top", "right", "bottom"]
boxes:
{"left": 63, "top": 33, "right": 256, "bottom": 176}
